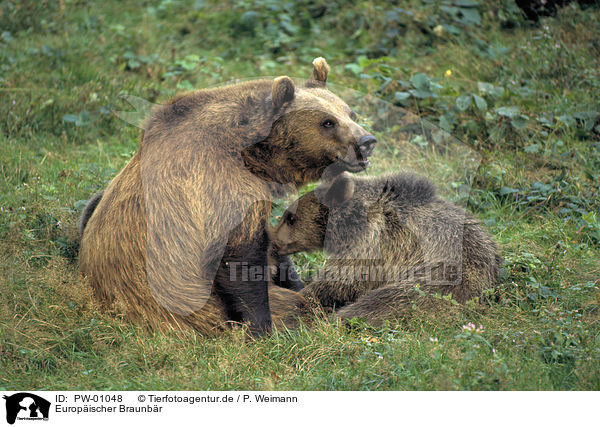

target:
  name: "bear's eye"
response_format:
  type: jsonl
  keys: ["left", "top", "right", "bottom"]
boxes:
{"left": 286, "top": 213, "right": 297, "bottom": 225}
{"left": 321, "top": 119, "right": 336, "bottom": 129}
{"left": 350, "top": 111, "right": 358, "bottom": 121}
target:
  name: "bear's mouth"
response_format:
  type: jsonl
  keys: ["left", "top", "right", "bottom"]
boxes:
{"left": 337, "top": 157, "right": 370, "bottom": 172}
{"left": 334, "top": 142, "right": 373, "bottom": 172}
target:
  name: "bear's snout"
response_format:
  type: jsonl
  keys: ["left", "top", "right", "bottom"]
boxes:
{"left": 357, "top": 135, "right": 377, "bottom": 158}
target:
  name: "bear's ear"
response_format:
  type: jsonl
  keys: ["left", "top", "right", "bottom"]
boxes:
{"left": 322, "top": 172, "right": 355, "bottom": 206}
{"left": 272, "top": 76, "right": 295, "bottom": 110}
{"left": 306, "top": 57, "right": 329, "bottom": 88}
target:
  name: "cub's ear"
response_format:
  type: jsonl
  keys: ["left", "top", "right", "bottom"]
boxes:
{"left": 272, "top": 76, "right": 295, "bottom": 110}
{"left": 306, "top": 57, "right": 329, "bottom": 88}
{"left": 321, "top": 172, "right": 355, "bottom": 206}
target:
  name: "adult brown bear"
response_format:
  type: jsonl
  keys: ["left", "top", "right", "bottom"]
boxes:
{"left": 79, "top": 58, "right": 376, "bottom": 335}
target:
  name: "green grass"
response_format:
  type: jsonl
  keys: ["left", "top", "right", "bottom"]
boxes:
{"left": 1, "top": 0, "right": 599, "bottom": 390}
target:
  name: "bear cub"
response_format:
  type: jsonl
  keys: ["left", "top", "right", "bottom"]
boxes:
{"left": 270, "top": 171, "right": 501, "bottom": 323}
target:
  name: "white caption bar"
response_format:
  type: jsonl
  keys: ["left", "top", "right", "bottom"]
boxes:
{"left": 1, "top": 391, "right": 597, "bottom": 427}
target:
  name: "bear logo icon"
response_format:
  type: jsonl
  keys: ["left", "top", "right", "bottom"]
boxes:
{"left": 3, "top": 393, "right": 50, "bottom": 424}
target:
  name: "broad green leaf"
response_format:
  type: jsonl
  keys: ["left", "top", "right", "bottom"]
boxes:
{"left": 184, "top": 54, "right": 200, "bottom": 62}
{"left": 62, "top": 114, "right": 78, "bottom": 123}
{"left": 440, "top": 6, "right": 459, "bottom": 15}
{"left": 460, "top": 8, "right": 481, "bottom": 25}
{"left": 558, "top": 114, "right": 575, "bottom": 127}
{"left": 456, "top": 95, "right": 472, "bottom": 111}
{"left": 478, "top": 82, "right": 503, "bottom": 98}
{"left": 477, "top": 82, "right": 494, "bottom": 94}
{"left": 465, "top": 119, "right": 479, "bottom": 132}
{"left": 345, "top": 63, "right": 362, "bottom": 75}
{"left": 280, "top": 20, "right": 298, "bottom": 35}
{"left": 177, "top": 80, "right": 194, "bottom": 91}
{"left": 487, "top": 43, "right": 510, "bottom": 59}
{"left": 409, "top": 89, "right": 435, "bottom": 99}
{"left": 127, "top": 59, "right": 141, "bottom": 69}
{"left": 573, "top": 111, "right": 598, "bottom": 132}
{"left": 511, "top": 115, "right": 529, "bottom": 130}
{"left": 495, "top": 106, "right": 520, "bottom": 118}
{"left": 239, "top": 11, "right": 261, "bottom": 29}
{"left": 473, "top": 94, "right": 487, "bottom": 111}
{"left": 443, "top": 24, "right": 461, "bottom": 34}
{"left": 538, "top": 116, "right": 553, "bottom": 127}
{"left": 394, "top": 92, "right": 411, "bottom": 102}
{"left": 439, "top": 113, "right": 455, "bottom": 131}
{"left": 181, "top": 61, "right": 197, "bottom": 71}
{"left": 453, "top": 0, "right": 479, "bottom": 6}
{"left": 410, "top": 73, "right": 430, "bottom": 91}
{"left": 439, "top": 115, "right": 451, "bottom": 131}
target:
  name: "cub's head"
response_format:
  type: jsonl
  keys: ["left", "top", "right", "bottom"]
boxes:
{"left": 257, "top": 58, "right": 377, "bottom": 187}
{"left": 270, "top": 172, "right": 356, "bottom": 255}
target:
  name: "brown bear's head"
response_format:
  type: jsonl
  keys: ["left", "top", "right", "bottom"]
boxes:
{"left": 244, "top": 58, "right": 377, "bottom": 188}
{"left": 270, "top": 172, "right": 356, "bottom": 255}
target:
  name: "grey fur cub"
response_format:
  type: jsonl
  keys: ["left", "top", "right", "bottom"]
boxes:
{"left": 271, "top": 171, "right": 501, "bottom": 323}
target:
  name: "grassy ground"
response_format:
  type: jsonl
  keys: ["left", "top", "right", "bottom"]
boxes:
{"left": 1, "top": 0, "right": 599, "bottom": 390}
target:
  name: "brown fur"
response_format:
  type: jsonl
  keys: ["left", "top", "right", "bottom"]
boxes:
{"left": 79, "top": 58, "right": 375, "bottom": 335}
{"left": 271, "top": 172, "right": 502, "bottom": 324}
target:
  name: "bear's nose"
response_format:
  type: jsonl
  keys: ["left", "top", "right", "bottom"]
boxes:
{"left": 358, "top": 135, "right": 377, "bottom": 157}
